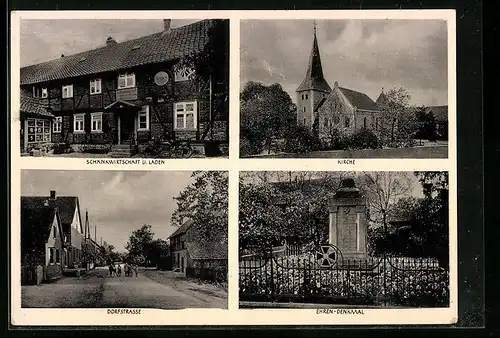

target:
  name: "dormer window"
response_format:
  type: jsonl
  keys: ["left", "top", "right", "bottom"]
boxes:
{"left": 90, "top": 79, "right": 102, "bottom": 94}
{"left": 33, "top": 86, "right": 48, "bottom": 98}
{"left": 174, "top": 66, "right": 195, "bottom": 82}
{"left": 118, "top": 73, "right": 136, "bottom": 89}
{"left": 62, "top": 85, "right": 73, "bottom": 98}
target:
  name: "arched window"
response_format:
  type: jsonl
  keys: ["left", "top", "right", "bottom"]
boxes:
{"left": 303, "top": 107, "right": 306, "bottom": 113}
{"left": 363, "top": 117, "right": 367, "bottom": 128}
{"left": 305, "top": 94, "right": 308, "bottom": 100}
{"left": 301, "top": 94, "right": 304, "bottom": 100}
{"left": 303, "top": 118, "right": 306, "bottom": 126}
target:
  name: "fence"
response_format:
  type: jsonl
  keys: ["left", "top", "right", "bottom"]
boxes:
{"left": 187, "top": 261, "right": 228, "bottom": 283}
{"left": 239, "top": 250, "right": 449, "bottom": 307}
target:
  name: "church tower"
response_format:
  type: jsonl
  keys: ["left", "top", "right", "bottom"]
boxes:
{"left": 296, "top": 22, "right": 332, "bottom": 129}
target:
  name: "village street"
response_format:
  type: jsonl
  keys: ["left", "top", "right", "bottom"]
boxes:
{"left": 21, "top": 267, "right": 227, "bottom": 309}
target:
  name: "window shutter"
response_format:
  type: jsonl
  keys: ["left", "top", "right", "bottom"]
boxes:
{"left": 69, "top": 115, "right": 74, "bottom": 133}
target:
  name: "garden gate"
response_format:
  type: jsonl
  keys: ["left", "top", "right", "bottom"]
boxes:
{"left": 239, "top": 244, "right": 449, "bottom": 307}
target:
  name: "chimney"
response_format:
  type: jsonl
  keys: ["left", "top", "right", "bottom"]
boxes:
{"left": 50, "top": 190, "right": 56, "bottom": 200}
{"left": 106, "top": 36, "right": 117, "bottom": 46}
{"left": 163, "top": 19, "right": 171, "bottom": 32}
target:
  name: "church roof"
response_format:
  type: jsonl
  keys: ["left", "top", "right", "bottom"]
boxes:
{"left": 339, "top": 87, "right": 380, "bottom": 112}
{"left": 376, "top": 90, "right": 388, "bottom": 105}
{"left": 296, "top": 28, "right": 331, "bottom": 93}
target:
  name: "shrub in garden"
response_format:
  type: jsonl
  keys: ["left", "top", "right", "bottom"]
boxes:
{"left": 282, "top": 125, "right": 322, "bottom": 154}
{"left": 346, "top": 127, "right": 381, "bottom": 150}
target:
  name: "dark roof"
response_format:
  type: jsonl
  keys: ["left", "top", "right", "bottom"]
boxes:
{"left": 186, "top": 241, "right": 227, "bottom": 260}
{"left": 339, "top": 87, "right": 380, "bottom": 111}
{"left": 168, "top": 219, "right": 194, "bottom": 239}
{"left": 375, "top": 91, "right": 387, "bottom": 105}
{"left": 21, "top": 204, "right": 60, "bottom": 248}
{"left": 20, "top": 88, "right": 54, "bottom": 118}
{"left": 296, "top": 30, "right": 331, "bottom": 93}
{"left": 424, "top": 105, "right": 448, "bottom": 122}
{"left": 20, "top": 19, "right": 216, "bottom": 85}
{"left": 21, "top": 196, "right": 79, "bottom": 227}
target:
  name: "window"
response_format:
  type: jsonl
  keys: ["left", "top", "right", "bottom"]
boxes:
{"left": 303, "top": 107, "right": 306, "bottom": 113}
{"left": 33, "top": 86, "right": 48, "bottom": 98}
{"left": 363, "top": 117, "right": 367, "bottom": 128}
{"left": 49, "top": 248, "right": 54, "bottom": 264}
{"left": 53, "top": 226, "right": 57, "bottom": 239}
{"left": 301, "top": 94, "right": 304, "bottom": 100}
{"left": 53, "top": 116, "right": 62, "bottom": 133}
{"left": 174, "top": 66, "right": 195, "bottom": 82}
{"left": 118, "top": 73, "right": 136, "bottom": 89}
{"left": 375, "top": 118, "right": 379, "bottom": 131}
{"left": 174, "top": 101, "right": 197, "bottom": 130}
{"left": 56, "top": 249, "right": 60, "bottom": 264}
{"left": 305, "top": 94, "right": 308, "bottom": 100}
{"left": 26, "top": 118, "right": 51, "bottom": 144}
{"left": 303, "top": 118, "right": 306, "bottom": 125}
{"left": 74, "top": 114, "right": 85, "bottom": 133}
{"left": 90, "top": 78, "right": 102, "bottom": 94}
{"left": 91, "top": 113, "right": 103, "bottom": 132}
{"left": 62, "top": 85, "right": 73, "bottom": 98}
{"left": 138, "top": 106, "right": 149, "bottom": 130}
{"left": 345, "top": 117, "right": 350, "bottom": 128}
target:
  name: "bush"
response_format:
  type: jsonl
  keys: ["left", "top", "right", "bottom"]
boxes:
{"left": 51, "top": 142, "right": 72, "bottom": 154}
{"left": 346, "top": 127, "right": 380, "bottom": 150}
{"left": 282, "top": 125, "right": 322, "bottom": 154}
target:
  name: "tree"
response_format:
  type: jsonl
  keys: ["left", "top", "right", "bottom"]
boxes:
{"left": 171, "top": 171, "right": 228, "bottom": 244}
{"left": 176, "top": 20, "right": 229, "bottom": 141}
{"left": 149, "top": 239, "right": 170, "bottom": 270}
{"left": 125, "top": 224, "right": 155, "bottom": 265}
{"left": 239, "top": 171, "right": 352, "bottom": 253}
{"left": 240, "top": 82, "right": 296, "bottom": 156}
{"left": 415, "top": 106, "right": 438, "bottom": 142}
{"left": 359, "top": 172, "right": 413, "bottom": 234}
{"left": 377, "top": 87, "right": 416, "bottom": 143}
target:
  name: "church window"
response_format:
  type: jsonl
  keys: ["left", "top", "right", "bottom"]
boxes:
{"left": 303, "top": 118, "right": 306, "bottom": 126}
{"left": 305, "top": 94, "right": 308, "bottom": 100}
{"left": 363, "top": 117, "right": 367, "bottom": 128}
{"left": 303, "top": 107, "right": 306, "bottom": 113}
{"left": 345, "top": 117, "right": 350, "bottom": 128}
{"left": 301, "top": 94, "right": 304, "bottom": 100}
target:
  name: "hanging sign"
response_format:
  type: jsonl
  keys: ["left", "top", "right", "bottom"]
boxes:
{"left": 154, "top": 71, "right": 169, "bottom": 86}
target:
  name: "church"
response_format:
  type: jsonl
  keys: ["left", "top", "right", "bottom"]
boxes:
{"left": 296, "top": 24, "right": 384, "bottom": 142}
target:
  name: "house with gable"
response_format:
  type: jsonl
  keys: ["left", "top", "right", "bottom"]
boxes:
{"left": 21, "top": 190, "right": 85, "bottom": 269}
{"left": 19, "top": 19, "right": 229, "bottom": 157}
{"left": 21, "top": 197, "right": 65, "bottom": 284}
{"left": 168, "top": 219, "right": 227, "bottom": 282}
{"left": 296, "top": 24, "right": 382, "bottom": 143}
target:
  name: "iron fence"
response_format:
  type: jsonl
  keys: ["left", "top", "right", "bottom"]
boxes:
{"left": 239, "top": 248, "right": 449, "bottom": 307}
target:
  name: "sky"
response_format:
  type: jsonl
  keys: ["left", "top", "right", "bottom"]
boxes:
{"left": 240, "top": 19, "right": 448, "bottom": 106}
{"left": 20, "top": 19, "right": 200, "bottom": 67}
{"left": 21, "top": 170, "right": 196, "bottom": 252}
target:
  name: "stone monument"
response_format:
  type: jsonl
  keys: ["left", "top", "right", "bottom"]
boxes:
{"left": 328, "top": 178, "right": 368, "bottom": 260}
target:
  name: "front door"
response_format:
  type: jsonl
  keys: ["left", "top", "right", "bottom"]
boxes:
{"left": 120, "top": 115, "right": 135, "bottom": 144}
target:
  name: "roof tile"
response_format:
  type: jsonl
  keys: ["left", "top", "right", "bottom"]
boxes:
{"left": 21, "top": 20, "right": 216, "bottom": 85}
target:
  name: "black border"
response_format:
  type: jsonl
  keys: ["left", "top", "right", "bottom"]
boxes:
{"left": 5, "top": 0, "right": 485, "bottom": 334}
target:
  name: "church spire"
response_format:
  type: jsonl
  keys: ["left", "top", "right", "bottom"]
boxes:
{"left": 296, "top": 21, "right": 331, "bottom": 93}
